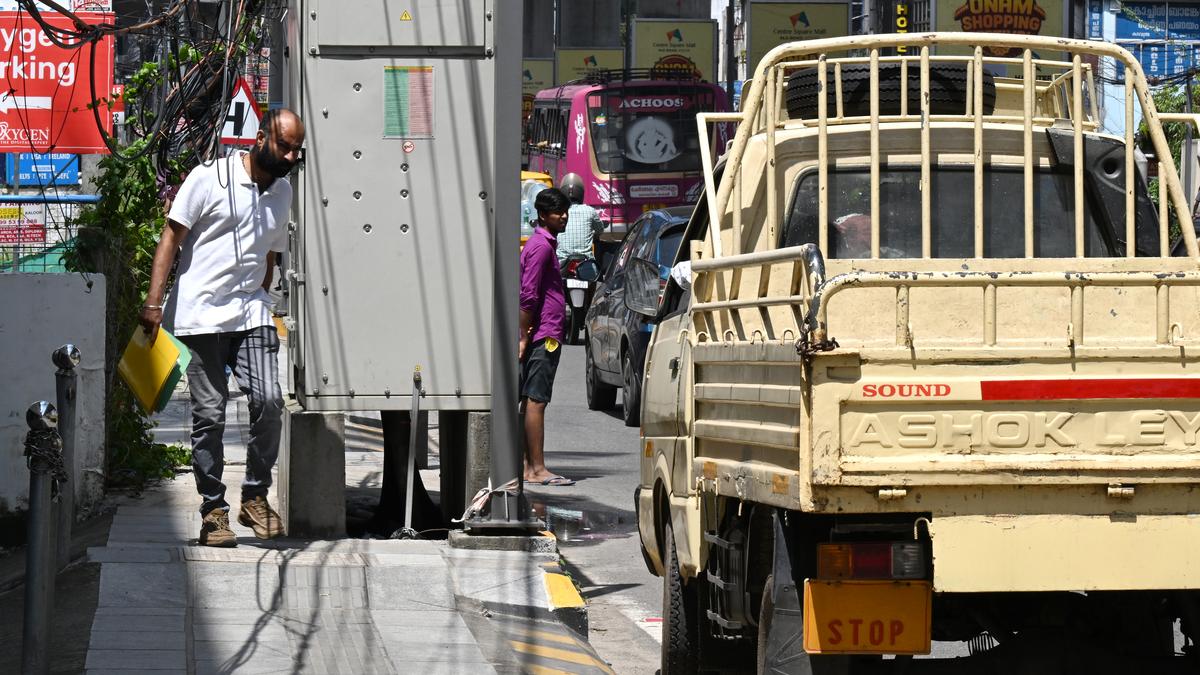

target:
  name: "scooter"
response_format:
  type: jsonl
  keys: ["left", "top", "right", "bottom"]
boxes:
{"left": 561, "top": 253, "right": 597, "bottom": 346}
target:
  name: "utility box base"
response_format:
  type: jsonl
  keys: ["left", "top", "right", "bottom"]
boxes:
{"left": 439, "top": 411, "right": 491, "bottom": 523}
{"left": 280, "top": 402, "right": 346, "bottom": 538}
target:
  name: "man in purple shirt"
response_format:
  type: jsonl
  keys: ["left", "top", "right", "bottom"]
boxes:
{"left": 519, "top": 188, "right": 575, "bottom": 486}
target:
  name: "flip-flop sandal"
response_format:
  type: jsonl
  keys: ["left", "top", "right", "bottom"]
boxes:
{"left": 530, "top": 475, "right": 575, "bottom": 486}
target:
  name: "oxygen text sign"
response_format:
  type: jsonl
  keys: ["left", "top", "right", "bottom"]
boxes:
{"left": 0, "top": 11, "right": 115, "bottom": 154}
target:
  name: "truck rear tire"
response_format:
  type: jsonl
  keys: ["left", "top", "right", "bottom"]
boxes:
{"left": 662, "top": 519, "right": 700, "bottom": 674}
{"left": 785, "top": 63, "right": 995, "bottom": 120}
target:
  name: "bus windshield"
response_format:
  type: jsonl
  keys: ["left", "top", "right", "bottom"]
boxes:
{"left": 588, "top": 85, "right": 718, "bottom": 174}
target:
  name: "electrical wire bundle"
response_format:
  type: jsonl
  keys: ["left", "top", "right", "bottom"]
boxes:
{"left": 15, "top": 0, "right": 285, "bottom": 186}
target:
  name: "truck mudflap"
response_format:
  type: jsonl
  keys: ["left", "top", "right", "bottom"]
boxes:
{"left": 930, "top": 514, "right": 1200, "bottom": 592}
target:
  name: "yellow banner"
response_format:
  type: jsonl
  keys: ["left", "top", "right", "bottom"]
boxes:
{"left": 747, "top": 2, "right": 850, "bottom": 74}
{"left": 633, "top": 19, "right": 717, "bottom": 82}
{"left": 555, "top": 49, "right": 625, "bottom": 85}
{"left": 522, "top": 59, "right": 555, "bottom": 118}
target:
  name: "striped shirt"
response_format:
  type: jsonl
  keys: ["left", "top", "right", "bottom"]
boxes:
{"left": 556, "top": 203, "right": 604, "bottom": 262}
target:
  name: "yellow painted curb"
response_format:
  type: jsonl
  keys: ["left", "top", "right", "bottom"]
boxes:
{"left": 544, "top": 572, "right": 585, "bottom": 610}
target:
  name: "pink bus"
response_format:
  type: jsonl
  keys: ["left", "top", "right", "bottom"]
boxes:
{"left": 524, "top": 71, "right": 730, "bottom": 232}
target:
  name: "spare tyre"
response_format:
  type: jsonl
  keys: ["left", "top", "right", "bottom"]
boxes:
{"left": 785, "top": 62, "right": 995, "bottom": 120}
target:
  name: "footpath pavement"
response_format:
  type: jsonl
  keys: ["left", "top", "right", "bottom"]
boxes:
{"left": 75, "top": 345, "right": 613, "bottom": 674}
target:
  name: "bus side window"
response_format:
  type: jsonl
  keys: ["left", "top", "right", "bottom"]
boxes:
{"left": 538, "top": 109, "right": 548, "bottom": 146}
{"left": 539, "top": 109, "right": 550, "bottom": 148}
{"left": 555, "top": 111, "right": 568, "bottom": 156}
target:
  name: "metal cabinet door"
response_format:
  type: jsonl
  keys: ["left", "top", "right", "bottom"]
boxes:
{"left": 296, "top": 54, "right": 494, "bottom": 411}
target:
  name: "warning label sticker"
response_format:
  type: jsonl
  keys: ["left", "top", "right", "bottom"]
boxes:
{"left": 383, "top": 66, "right": 433, "bottom": 139}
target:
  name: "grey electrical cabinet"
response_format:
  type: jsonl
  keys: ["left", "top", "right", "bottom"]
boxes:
{"left": 285, "top": 0, "right": 516, "bottom": 412}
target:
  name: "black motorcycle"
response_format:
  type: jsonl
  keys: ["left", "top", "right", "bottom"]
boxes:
{"left": 561, "top": 253, "right": 599, "bottom": 346}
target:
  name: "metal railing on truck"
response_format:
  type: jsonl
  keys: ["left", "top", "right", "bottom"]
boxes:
{"left": 686, "top": 33, "right": 1200, "bottom": 348}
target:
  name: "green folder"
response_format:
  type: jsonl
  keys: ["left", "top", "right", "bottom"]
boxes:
{"left": 154, "top": 331, "right": 191, "bottom": 412}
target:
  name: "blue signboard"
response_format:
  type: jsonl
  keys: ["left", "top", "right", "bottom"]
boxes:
{"left": 1170, "top": 3, "right": 1200, "bottom": 40}
{"left": 1168, "top": 41, "right": 1194, "bottom": 74}
{"left": 5, "top": 153, "right": 80, "bottom": 186}
{"left": 1116, "top": 2, "right": 1200, "bottom": 41}
{"left": 1089, "top": 0, "right": 1104, "bottom": 38}
{"left": 1117, "top": 2, "right": 1169, "bottom": 41}
{"left": 1118, "top": 40, "right": 1199, "bottom": 81}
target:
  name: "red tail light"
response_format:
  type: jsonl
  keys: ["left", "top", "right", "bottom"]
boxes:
{"left": 817, "top": 542, "right": 927, "bottom": 580}
{"left": 850, "top": 543, "right": 892, "bottom": 578}
{"left": 566, "top": 260, "right": 581, "bottom": 275}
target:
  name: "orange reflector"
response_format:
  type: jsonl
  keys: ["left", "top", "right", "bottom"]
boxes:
{"left": 817, "top": 544, "right": 853, "bottom": 579}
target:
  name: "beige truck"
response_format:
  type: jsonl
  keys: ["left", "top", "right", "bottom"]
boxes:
{"left": 632, "top": 33, "right": 1200, "bottom": 673}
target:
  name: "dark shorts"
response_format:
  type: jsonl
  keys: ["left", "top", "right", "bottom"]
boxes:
{"left": 521, "top": 339, "right": 561, "bottom": 404}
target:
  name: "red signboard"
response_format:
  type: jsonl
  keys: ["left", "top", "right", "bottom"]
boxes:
{"left": 0, "top": 12, "right": 115, "bottom": 154}
{"left": 0, "top": 226, "right": 44, "bottom": 243}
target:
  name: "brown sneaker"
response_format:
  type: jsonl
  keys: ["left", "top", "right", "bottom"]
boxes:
{"left": 238, "top": 495, "right": 284, "bottom": 539}
{"left": 199, "top": 508, "right": 237, "bottom": 547}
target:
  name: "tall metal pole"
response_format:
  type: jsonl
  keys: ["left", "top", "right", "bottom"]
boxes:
{"left": 624, "top": 0, "right": 634, "bottom": 81}
{"left": 12, "top": 155, "right": 20, "bottom": 271}
{"left": 726, "top": 0, "right": 736, "bottom": 105}
{"left": 53, "top": 345, "right": 79, "bottom": 571}
{"left": 23, "top": 401, "right": 62, "bottom": 675}
{"left": 477, "top": 0, "right": 534, "bottom": 530}
{"left": 1185, "top": 75, "right": 1195, "bottom": 209}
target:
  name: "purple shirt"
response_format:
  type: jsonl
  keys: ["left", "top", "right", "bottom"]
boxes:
{"left": 520, "top": 226, "right": 566, "bottom": 343}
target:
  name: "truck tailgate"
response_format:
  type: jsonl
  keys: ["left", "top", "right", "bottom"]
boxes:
{"left": 812, "top": 365, "right": 1200, "bottom": 486}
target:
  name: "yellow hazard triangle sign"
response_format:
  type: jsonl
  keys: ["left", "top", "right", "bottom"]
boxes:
{"left": 400, "top": 10, "right": 412, "bottom": 21}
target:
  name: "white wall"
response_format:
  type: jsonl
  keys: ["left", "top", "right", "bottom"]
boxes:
{"left": 0, "top": 273, "right": 106, "bottom": 518}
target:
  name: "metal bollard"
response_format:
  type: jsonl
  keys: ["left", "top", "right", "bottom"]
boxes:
{"left": 52, "top": 344, "right": 79, "bottom": 571}
{"left": 22, "top": 401, "right": 66, "bottom": 675}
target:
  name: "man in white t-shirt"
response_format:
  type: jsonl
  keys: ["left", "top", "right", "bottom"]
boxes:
{"left": 139, "top": 108, "right": 305, "bottom": 547}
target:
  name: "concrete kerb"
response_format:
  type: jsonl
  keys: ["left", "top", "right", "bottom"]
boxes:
{"left": 447, "top": 530, "right": 589, "bottom": 640}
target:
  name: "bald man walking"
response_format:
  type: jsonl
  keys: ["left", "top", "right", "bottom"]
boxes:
{"left": 140, "top": 108, "right": 306, "bottom": 547}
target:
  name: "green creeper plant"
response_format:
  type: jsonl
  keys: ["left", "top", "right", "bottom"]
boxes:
{"left": 63, "top": 15, "right": 269, "bottom": 487}
{"left": 64, "top": 70, "right": 191, "bottom": 489}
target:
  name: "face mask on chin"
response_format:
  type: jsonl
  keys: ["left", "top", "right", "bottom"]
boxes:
{"left": 252, "top": 142, "right": 295, "bottom": 179}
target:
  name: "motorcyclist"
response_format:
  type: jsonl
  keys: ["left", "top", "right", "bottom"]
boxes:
{"left": 556, "top": 173, "right": 605, "bottom": 264}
